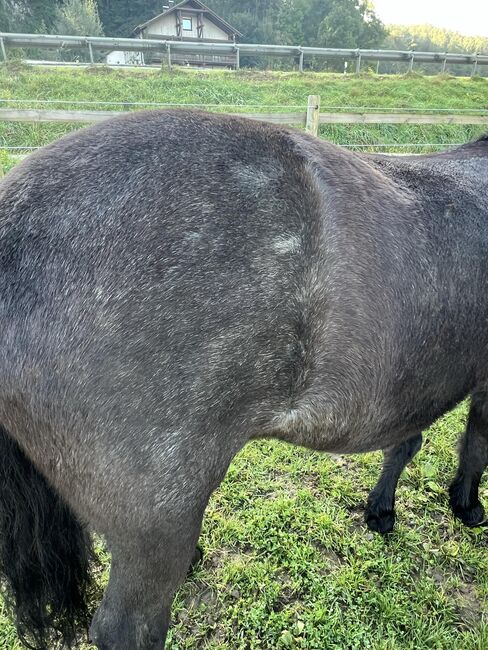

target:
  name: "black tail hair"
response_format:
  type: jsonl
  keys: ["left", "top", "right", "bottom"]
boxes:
{"left": 0, "top": 425, "right": 95, "bottom": 649}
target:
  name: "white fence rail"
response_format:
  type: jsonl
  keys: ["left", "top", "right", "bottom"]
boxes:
{"left": 1, "top": 32, "right": 488, "bottom": 75}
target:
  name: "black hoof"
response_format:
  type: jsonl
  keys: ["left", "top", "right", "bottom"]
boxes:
{"left": 187, "top": 545, "right": 203, "bottom": 574}
{"left": 449, "top": 482, "right": 486, "bottom": 527}
{"left": 450, "top": 501, "right": 485, "bottom": 527}
{"left": 364, "top": 507, "right": 395, "bottom": 534}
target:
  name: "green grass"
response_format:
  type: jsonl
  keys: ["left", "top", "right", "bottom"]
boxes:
{"left": 3, "top": 406, "right": 484, "bottom": 650}
{"left": 170, "top": 403, "right": 488, "bottom": 649}
{"left": 1, "top": 65, "right": 488, "bottom": 109}
{"left": 1, "top": 65, "right": 488, "bottom": 156}
{"left": 0, "top": 66, "right": 487, "bottom": 649}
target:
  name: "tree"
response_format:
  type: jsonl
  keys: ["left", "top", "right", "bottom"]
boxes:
{"left": 385, "top": 23, "right": 488, "bottom": 55}
{"left": 0, "top": 0, "right": 17, "bottom": 31}
{"left": 0, "top": 0, "right": 62, "bottom": 32}
{"left": 276, "top": 0, "right": 332, "bottom": 45}
{"left": 383, "top": 24, "right": 488, "bottom": 75}
{"left": 97, "top": 0, "right": 162, "bottom": 36}
{"left": 318, "top": 1, "right": 385, "bottom": 49}
{"left": 206, "top": 0, "right": 384, "bottom": 48}
{"left": 54, "top": 0, "right": 104, "bottom": 36}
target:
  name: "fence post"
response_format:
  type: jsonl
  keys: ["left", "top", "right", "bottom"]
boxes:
{"left": 355, "top": 51, "right": 361, "bottom": 74}
{"left": 87, "top": 41, "right": 94, "bottom": 64}
{"left": 306, "top": 95, "right": 320, "bottom": 137}
{"left": 471, "top": 54, "right": 478, "bottom": 77}
{"left": 299, "top": 48, "right": 304, "bottom": 73}
{"left": 408, "top": 52, "right": 415, "bottom": 73}
{"left": 235, "top": 46, "right": 240, "bottom": 70}
{"left": 167, "top": 43, "right": 172, "bottom": 70}
{"left": 0, "top": 38, "right": 7, "bottom": 63}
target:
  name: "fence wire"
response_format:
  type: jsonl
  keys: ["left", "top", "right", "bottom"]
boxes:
{"left": 0, "top": 98, "right": 487, "bottom": 114}
{"left": 0, "top": 98, "right": 308, "bottom": 109}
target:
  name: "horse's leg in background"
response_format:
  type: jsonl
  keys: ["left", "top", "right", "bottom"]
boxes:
{"left": 449, "top": 390, "right": 488, "bottom": 526}
{"left": 365, "top": 433, "right": 423, "bottom": 534}
{"left": 189, "top": 545, "right": 204, "bottom": 572}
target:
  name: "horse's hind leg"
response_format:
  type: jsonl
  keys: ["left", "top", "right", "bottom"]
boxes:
{"left": 87, "top": 432, "right": 235, "bottom": 650}
{"left": 449, "top": 390, "right": 488, "bottom": 527}
{"left": 90, "top": 507, "right": 205, "bottom": 650}
{"left": 365, "top": 433, "right": 423, "bottom": 534}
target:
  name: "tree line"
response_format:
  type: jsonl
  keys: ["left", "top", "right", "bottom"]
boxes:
{"left": 1, "top": 0, "right": 487, "bottom": 64}
{"left": 1, "top": 0, "right": 386, "bottom": 49}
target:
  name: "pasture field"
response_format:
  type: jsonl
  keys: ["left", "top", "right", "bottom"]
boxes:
{"left": 0, "top": 66, "right": 487, "bottom": 649}
{"left": 1, "top": 64, "right": 488, "bottom": 161}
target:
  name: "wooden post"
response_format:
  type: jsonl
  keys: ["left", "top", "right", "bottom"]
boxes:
{"left": 408, "top": 52, "right": 414, "bottom": 73}
{"left": 305, "top": 95, "right": 320, "bottom": 137}
{"left": 471, "top": 55, "right": 478, "bottom": 77}
{"left": 176, "top": 10, "right": 182, "bottom": 39}
{"left": 0, "top": 38, "right": 7, "bottom": 62}
{"left": 197, "top": 12, "right": 204, "bottom": 39}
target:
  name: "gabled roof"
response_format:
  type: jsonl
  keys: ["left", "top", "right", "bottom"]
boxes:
{"left": 134, "top": 0, "right": 243, "bottom": 38}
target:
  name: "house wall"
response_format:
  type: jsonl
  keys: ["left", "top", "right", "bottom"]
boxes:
{"left": 142, "top": 13, "right": 230, "bottom": 40}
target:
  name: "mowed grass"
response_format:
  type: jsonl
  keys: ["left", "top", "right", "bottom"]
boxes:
{"left": 0, "top": 66, "right": 487, "bottom": 649}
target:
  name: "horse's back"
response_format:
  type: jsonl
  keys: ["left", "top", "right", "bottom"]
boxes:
{"left": 0, "top": 111, "right": 329, "bottom": 477}
{"left": 1, "top": 112, "right": 488, "bottom": 465}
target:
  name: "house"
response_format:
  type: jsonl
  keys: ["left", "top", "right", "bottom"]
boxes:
{"left": 133, "top": 0, "right": 242, "bottom": 68}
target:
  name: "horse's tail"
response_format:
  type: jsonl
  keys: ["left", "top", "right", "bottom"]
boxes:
{"left": 0, "top": 425, "right": 94, "bottom": 649}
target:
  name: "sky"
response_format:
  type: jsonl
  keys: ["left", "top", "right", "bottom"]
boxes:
{"left": 373, "top": 0, "right": 488, "bottom": 37}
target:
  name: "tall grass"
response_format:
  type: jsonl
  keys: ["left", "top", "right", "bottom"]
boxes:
{"left": 1, "top": 65, "right": 488, "bottom": 157}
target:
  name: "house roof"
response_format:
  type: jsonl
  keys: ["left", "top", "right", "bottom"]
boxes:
{"left": 134, "top": 0, "right": 243, "bottom": 38}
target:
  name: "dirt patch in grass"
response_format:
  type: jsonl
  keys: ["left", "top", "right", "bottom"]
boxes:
{"left": 453, "top": 583, "right": 484, "bottom": 629}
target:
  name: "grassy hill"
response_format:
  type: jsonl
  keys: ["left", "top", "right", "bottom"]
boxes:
{"left": 1, "top": 65, "right": 488, "bottom": 168}
{"left": 0, "top": 65, "right": 487, "bottom": 650}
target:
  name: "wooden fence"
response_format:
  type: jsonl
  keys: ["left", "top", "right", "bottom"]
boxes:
{"left": 1, "top": 96, "right": 488, "bottom": 137}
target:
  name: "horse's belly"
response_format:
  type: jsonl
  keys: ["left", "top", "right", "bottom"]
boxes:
{"left": 265, "top": 359, "right": 477, "bottom": 454}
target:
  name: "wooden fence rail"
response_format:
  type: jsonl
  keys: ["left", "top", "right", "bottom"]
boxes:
{"left": 0, "top": 108, "right": 308, "bottom": 126}
{"left": 1, "top": 96, "right": 488, "bottom": 137}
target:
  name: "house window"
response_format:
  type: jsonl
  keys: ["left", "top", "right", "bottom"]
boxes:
{"left": 182, "top": 17, "right": 192, "bottom": 31}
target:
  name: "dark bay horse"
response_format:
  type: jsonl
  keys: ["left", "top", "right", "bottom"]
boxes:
{"left": 0, "top": 110, "right": 486, "bottom": 649}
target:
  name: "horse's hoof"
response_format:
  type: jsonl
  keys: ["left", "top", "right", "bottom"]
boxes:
{"left": 187, "top": 545, "right": 203, "bottom": 574}
{"left": 451, "top": 501, "right": 485, "bottom": 527}
{"left": 364, "top": 507, "right": 395, "bottom": 534}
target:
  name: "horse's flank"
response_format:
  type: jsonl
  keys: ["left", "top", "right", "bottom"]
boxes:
{"left": 0, "top": 110, "right": 486, "bottom": 649}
